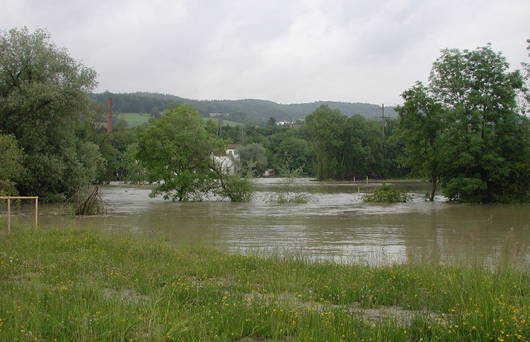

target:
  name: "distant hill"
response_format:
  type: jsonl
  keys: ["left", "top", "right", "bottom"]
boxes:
{"left": 90, "top": 92, "right": 397, "bottom": 125}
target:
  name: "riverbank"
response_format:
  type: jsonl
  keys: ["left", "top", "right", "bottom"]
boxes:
{"left": 1, "top": 229, "right": 528, "bottom": 341}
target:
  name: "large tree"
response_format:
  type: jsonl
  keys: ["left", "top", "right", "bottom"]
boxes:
{"left": 304, "top": 106, "right": 347, "bottom": 180}
{"left": 399, "top": 45, "right": 530, "bottom": 203}
{"left": 136, "top": 105, "right": 219, "bottom": 201}
{"left": 0, "top": 28, "right": 100, "bottom": 199}
{"left": 397, "top": 83, "right": 445, "bottom": 201}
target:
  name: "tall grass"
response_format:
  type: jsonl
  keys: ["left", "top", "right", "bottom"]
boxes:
{"left": 0, "top": 229, "right": 528, "bottom": 341}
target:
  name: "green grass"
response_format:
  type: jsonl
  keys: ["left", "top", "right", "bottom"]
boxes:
{"left": 116, "top": 113, "right": 152, "bottom": 127}
{"left": 204, "top": 117, "right": 244, "bottom": 127}
{"left": 0, "top": 229, "right": 528, "bottom": 341}
{"left": 114, "top": 113, "right": 243, "bottom": 128}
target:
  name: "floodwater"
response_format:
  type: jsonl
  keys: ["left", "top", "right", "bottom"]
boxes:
{"left": 3, "top": 178, "right": 530, "bottom": 266}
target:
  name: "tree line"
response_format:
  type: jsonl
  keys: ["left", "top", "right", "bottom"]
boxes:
{"left": 90, "top": 92, "right": 398, "bottom": 126}
{"left": 1, "top": 28, "right": 528, "bottom": 203}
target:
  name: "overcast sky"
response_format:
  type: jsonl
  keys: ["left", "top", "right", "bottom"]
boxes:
{"left": 2, "top": 0, "right": 529, "bottom": 105}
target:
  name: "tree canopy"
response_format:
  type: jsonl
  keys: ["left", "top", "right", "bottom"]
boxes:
{"left": 0, "top": 27, "right": 101, "bottom": 200}
{"left": 398, "top": 45, "right": 530, "bottom": 203}
{"left": 304, "top": 106, "right": 400, "bottom": 180}
{"left": 0, "top": 134, "right": 25, "bottom": 195}
{"left": 137, "top": 105, "right": 218, "bottom": 201}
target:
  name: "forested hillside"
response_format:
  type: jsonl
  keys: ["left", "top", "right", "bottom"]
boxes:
{"left": 91, "top": 92, "right": 397, "bottom": 125}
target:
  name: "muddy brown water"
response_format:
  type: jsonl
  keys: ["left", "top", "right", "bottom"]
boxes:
{"left": 3, "top": 178, "right": 530, "bottom": 266}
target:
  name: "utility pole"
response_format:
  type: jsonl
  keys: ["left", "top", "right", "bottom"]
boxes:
{"left": 240, "top": 125, "right": 245, "bottom": 145}
{"left": 381, "top": 104, "right": 385, "bottom": 140}
{"left": 381, "top": 104, "right": 385, "bottom": 176}
{"left": 107, "top": 98, "right": 113, "bottom": 134}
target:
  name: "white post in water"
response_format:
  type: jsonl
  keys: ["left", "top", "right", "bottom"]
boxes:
{"left": 353, "top": 176, "right": 356, "bottom": 184}
{"left": 366, "top": 176, "right": 369, "bottom": 184}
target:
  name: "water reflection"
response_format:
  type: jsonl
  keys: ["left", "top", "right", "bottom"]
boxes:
{"left": 3, "top": 179, "right": 529, "bottom": 267}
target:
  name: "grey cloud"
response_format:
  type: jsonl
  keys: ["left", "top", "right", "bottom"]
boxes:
{"left": 1, "top": 0, "right": 528, "bottom": 105}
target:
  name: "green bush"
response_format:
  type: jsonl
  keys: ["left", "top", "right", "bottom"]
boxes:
{"left": 216, "top": 174, "right": 254, "bottom": 202}
{"left": 363, "top": 185, "right": 410, "bottom": 203}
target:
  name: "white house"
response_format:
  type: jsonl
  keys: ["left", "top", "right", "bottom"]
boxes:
{"left": 212, "top": 144, "right": 241, "bottom": 175}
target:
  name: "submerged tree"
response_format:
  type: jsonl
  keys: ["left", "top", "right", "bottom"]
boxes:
{"left": 397, "top": 83, "right": 445, "bottom": 201}
{"left": 137, "top": 105, "right": 218, "bottom": 201}
{"left": 0, "top": 27, "right": 101, "bottom": 199}
{"left": 398, "top": 45, "right": 530, "bottom": 203}
{"left": 137, "top": 105, "right": 254, "bottom": 202}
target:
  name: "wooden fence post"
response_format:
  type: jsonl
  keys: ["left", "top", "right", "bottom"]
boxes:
{"left": 34, "top": 198, "right": 39, "bottom": 229}
{"left": 7, "top": 198, "right": 11, "bottom": 234}
{"left": 1, "top": 196, "right": 39, "bottom": 233}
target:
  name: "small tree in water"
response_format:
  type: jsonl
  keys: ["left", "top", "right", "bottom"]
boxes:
{"left": 268, "top": 159, "right": 310, "bottom": 204}
{"left": 137, "top": 105, "right": 217, "bottom": 201}
{"left": 137, "top": 105, "right": 253, "bottom": 202}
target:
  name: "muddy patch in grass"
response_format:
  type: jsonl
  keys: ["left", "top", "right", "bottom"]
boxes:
{"left": 348, "top": 306, "right": 451, "bottom": 327}
{"left": 102, "top": 288, "right": 150, "bottom": 303}
{"left": 243, "top": 292, "right": 450, "bottom": 327}
{"left": 235, "top": 337, "right": 291, "bottom": 342}
{"left": 187, "top": 276, "right": 236, "bottom": 287}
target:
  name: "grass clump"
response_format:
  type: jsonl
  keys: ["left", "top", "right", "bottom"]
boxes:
{"left": 269, "top": 165, "right": 310, "bottom": 204}
{"left": 363, "top": 185, "right": 411, "bottom": 203}
{"left": 0, "top": 229, "right": 528, "bottom": 341}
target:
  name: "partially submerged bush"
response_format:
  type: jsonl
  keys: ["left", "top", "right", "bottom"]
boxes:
{"left": 70, "top": 186, "right": 106, "bottom": 215}
{"left": 274, "top": 191, "right": 310, "bottom": 204}
{"left": 269, "top": 166, "right": 310, "bottom": 204}
{"left": 215, "top": 174, "right": 254, "bottom": 202}
{"left": 363, "top": 185, "right": 410, "bottom": 203}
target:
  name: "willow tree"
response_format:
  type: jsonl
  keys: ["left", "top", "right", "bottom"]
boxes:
{"left": 0, "top": 28, "right": 101, "bottom": 199}
{"left": 304, "top": 106, "right": 347, "bottom": 180}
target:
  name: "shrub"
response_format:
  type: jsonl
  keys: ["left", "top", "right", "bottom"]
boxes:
{"left": 215, "top": 174, "right": 254, "bottom": 202}
{"left": 363, "top": 185, "right": 410, "bottom": 203}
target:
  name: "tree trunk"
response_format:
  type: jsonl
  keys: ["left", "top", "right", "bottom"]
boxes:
{"left": 430, "top": 176, "right": 438, "bottom": 202}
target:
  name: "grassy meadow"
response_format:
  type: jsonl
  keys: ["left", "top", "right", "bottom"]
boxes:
{"left": 0, "top": 228, "right": 528, "bottom": 341}
{"left": 203, "top": 117, "right": 244, "bottom": 127}
{"left": 116, "top": 113, "right": 152, "bottom": 127}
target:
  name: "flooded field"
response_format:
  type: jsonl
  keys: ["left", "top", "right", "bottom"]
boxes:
{"left": 3, "top": 178, "right": 530, "bottom": 266}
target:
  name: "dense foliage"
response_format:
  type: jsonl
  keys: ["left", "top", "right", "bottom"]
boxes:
{"left": 0, "top": 28, "right": 101, "bottom": 200}
{"left": 304, "top": 106, "right": 405, "bottom": 180}
{"left": 398, "top": 45, "right": 530, "bottom": 203}
{"left": 4, "top": 28, "right": 527, "bottom": 205}
{"left": 136, "top": 105, "right": 253, "bottom": 202}
{"left": 0, "top": 134, "right": 25, "bottom": 195}
{"left": 137, "top": 105, "right": 219, "bottom": 201}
